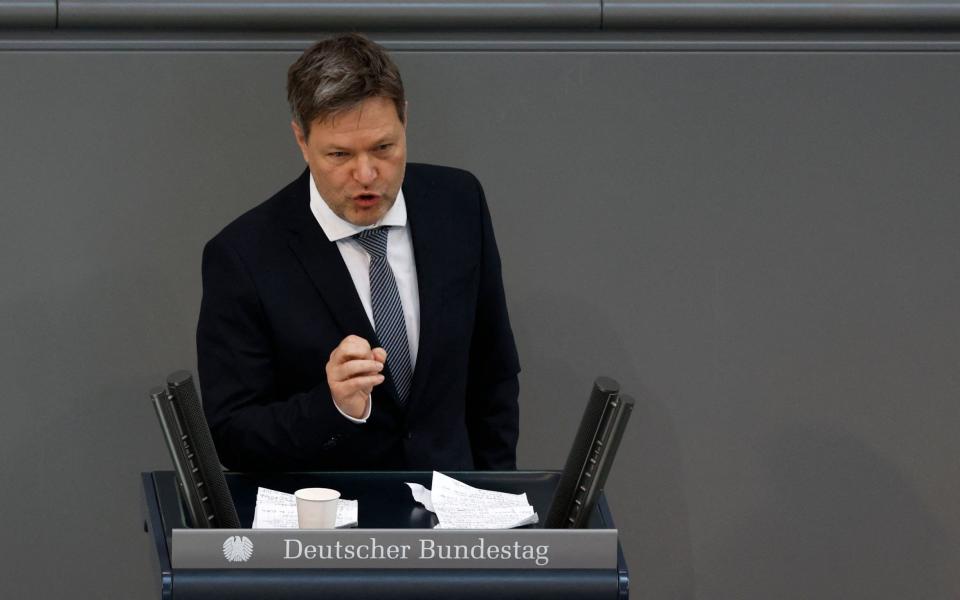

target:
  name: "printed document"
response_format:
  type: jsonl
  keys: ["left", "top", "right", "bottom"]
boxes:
{"left": 406, "top": 471, "right": 539, "bottom": 529}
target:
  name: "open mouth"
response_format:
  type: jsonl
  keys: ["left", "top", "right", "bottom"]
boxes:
{"left": 353, "top": 193, "right": 380, "bottom": 206}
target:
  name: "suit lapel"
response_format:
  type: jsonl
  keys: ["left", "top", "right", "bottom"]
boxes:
{"left": 405, "top": 170, "right": 444, "bottom": 413}
{"left": 282, "top": 170, "right": 380, "bottom": 356}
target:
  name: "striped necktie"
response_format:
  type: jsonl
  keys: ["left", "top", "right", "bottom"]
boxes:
{"left": 354, "top": 226, "right": 412, "bottom": 406}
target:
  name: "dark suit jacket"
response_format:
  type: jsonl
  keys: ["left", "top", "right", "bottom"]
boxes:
{"left": 197, "top": 164, "right": 520, "bottom": 472}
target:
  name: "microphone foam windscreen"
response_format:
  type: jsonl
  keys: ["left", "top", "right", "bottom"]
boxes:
{"left": 544, "top": 376, "right": 620, "bottom": 528}
{"left": 167, "top": 370, "right": 241, "bottom": 528}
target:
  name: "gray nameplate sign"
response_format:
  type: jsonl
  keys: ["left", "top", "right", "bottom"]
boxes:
{"left": 172, "top": 528, "right": 618, "bottom": 570}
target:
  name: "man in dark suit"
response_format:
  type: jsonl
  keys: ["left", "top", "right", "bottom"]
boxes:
{"left": 197, "top": 33, "right": 520, "bottom": 472}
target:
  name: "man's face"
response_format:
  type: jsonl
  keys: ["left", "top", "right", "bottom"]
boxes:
{"left": 293, "top": 96, "right": 407, "bottom": 227}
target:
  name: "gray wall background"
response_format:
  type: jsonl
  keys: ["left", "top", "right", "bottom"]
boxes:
{"left": 2, "top": 23, "right": 960, "bottom": 600}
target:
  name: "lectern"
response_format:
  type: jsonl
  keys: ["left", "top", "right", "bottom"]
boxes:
{"left": 141, "top": 470, "right": 629, "bottom": 599}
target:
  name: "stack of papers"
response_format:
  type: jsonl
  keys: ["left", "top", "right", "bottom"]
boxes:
{"left": 251, "top": 487, "right": 358, "bottom": 529}
{"left": 406, "top": 471, "right": 539, "bottom": 529}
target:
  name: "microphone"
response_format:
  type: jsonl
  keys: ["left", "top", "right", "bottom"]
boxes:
{"left": 545, "top": 377, "right": 622, "bottom": 528}
{"left": 152, "top": 370, "right": 240, "bottom": 528}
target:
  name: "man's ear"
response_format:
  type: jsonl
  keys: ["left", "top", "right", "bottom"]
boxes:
{"left": 402, "top": 101, "right": 409, "bottom": 127}
{"left": 291, "top": 120, "right": 309, "bottom": 162}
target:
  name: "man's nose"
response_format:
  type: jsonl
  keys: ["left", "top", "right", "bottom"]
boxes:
{"left": 354, "top": 155, "right": 377, "bottom": 184}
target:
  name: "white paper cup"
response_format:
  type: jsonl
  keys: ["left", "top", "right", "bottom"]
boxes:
{"left": 295, "top": 488, "right": 340, "bottom": 528}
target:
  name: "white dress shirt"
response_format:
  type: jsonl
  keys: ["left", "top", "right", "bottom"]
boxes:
{"left": 309, "top": 174, "right": 420, "bottom": 423}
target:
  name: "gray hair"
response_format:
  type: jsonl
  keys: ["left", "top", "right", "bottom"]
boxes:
{"left": 287, "top": 33, "right": 406, "bottom": 137}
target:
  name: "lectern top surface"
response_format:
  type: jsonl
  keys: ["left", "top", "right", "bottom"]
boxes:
{"left": 146, "top": 470, "right": 616, "bottom": 562}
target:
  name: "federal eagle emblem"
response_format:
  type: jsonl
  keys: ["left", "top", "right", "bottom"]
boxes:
{"left": 222, "top": 535, "right": 254, "bottom": 562}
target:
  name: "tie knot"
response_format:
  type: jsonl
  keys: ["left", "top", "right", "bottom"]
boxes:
{"left": 354, "top": 226, "right": 389, "bottom": 259}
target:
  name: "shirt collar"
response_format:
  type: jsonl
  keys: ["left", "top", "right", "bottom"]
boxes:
{"left": 308, "top": 172, "right": 407, "bottom": 242}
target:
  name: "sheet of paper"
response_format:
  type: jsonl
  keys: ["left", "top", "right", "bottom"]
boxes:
{"left": 404, "top": 482, "right": 435, "bottom": 513}
{"left": 433, "top": 506, "right": 539, "bottom": 529}
{"left": 252, "top": 487, "right": 299, "bottom": 528}
{"left": 431, "top": 471, "right": 530, "bottom": 507}
{"left": 405, "top": 471, "right": 538, "bottom": 529}
{"left": 252, "top": 487, "right": 358, "bottom": 529}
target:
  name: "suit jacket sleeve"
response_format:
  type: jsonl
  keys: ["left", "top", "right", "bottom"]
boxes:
{"left": 464, "top": 177, "right": 521, "bottom": 469}
{"left": 197, "top": 234, "right": 361, "bottom": 471}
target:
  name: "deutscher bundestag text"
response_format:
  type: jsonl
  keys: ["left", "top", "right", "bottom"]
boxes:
{"left": 283, "top": 537, "right": 550, "bottom": 566}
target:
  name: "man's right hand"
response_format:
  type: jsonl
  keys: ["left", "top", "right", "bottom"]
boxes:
{"left": 326, "top": 335, "right": 387, "bottom": 419}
